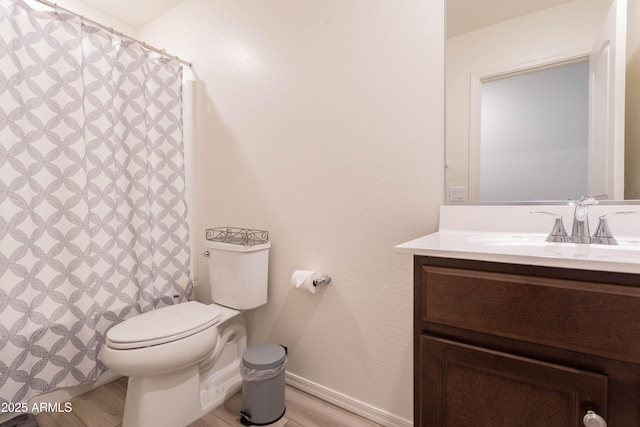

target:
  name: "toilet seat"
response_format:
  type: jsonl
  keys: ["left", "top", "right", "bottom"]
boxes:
{"left": 106, "top": 301, "right": 222, "bottom": 349}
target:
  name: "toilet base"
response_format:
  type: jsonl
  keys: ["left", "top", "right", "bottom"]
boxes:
{"left": 122, "top": 363, "right": 245, "bottom": 427}
{"left": 119, "top": 313, "right": 247, "bottom": 427}
{"left": 123, "top": 364, "right": 201, "bottom": 427}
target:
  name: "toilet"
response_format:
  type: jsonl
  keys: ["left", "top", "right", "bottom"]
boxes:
{"left": 102, "top": 239, "right": 270, "bottom": 427}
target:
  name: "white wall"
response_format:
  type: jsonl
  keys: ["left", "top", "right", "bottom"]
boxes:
{"left": 627, "top": 0, "right": 640, "bottom": 199}
{"left": 446, "top": 0, "right": 610, "bottom": 202}
{"left": 140, "top": 0, "right": 444, "bottom": 424}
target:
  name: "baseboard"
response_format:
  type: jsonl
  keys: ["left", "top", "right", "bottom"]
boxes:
{"left": 285, "top": 372, "right": 412, "bottom": 427}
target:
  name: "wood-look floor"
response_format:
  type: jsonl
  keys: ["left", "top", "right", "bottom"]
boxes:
{"left": 35, "top": 377, "right": 383, "bottom": 427}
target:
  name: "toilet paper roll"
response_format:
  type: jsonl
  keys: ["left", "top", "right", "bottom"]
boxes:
{"left": 291, "top": 270, "right": 321, "bottom": 294}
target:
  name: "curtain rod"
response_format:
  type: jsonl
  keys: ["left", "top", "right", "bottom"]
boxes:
{"left": 30, "top": 0, "right": 192, "bottom": 67}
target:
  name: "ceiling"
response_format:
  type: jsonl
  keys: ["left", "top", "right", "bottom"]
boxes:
{"left": 75, "top": 0, "right": 184, "bottom": 29}
{"left": 447, "top": 0, "right": 575, "bottom": 37}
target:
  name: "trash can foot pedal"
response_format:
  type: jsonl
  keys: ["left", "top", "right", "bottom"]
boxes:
{"left": 239, "top": 407, "right": 286, "bottom": 426}
{"left": 240, "top": 411, "right": 252, "bottom": 426}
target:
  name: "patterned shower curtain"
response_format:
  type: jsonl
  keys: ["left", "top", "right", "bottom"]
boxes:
{"left": 0, "top": 0, "right": 191, "bottom": 404}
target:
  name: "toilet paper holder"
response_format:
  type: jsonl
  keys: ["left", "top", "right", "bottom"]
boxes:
{"left": 291, "top": 270, "right": 331, "bottom": 294}
{"left": 313, "top": 274, "right": 332, "bottom": 287}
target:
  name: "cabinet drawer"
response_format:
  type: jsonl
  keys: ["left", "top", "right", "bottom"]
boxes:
{"left": 422, "top": 266, "right": 640, "bottom": 363}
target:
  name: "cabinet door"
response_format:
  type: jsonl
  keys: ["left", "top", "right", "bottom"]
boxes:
{"left": 419, "top": 336, "right": 607, "bottom": 427}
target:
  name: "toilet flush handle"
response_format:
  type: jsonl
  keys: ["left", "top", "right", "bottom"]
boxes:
{"left": 203, "top": 250, "right": 210, "bottom": 257}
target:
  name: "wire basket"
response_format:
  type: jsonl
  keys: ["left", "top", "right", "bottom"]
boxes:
{"left": 206, "top": 227, "right": 269, "bottom": 246}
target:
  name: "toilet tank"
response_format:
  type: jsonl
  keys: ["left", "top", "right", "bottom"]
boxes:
{"left": 205, "top": 241, "right": 270, "bottom": 310}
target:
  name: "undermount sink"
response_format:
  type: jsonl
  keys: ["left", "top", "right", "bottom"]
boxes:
{"left": 395, "top": 204, "right": 640, "bottom": 274}
{"left": 465, "top": 233, "right": 640, "bottom": 249}
{"left": 464, "top": 233, "right": 549, "bottom": 246}
{"left": 462, "top": 232, "right": 640, "bottom": 262}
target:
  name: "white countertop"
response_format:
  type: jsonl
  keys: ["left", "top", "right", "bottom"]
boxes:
{"left": 396, "top": 204, "right": 640, "bottom": 275}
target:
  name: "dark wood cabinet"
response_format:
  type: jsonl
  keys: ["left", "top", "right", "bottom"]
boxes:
{"left": 420, "top": 336, "right": 607, "bottom": 427}
{"left": 414, "top": 256, "right": 640, "bottom": 427}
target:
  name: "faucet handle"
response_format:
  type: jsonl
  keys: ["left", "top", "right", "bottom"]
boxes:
{"left": 530, "top": 211, "right": 568, "bottom": 243}
{"left": 592, "top": 211, "right": 639, "bottom": 245}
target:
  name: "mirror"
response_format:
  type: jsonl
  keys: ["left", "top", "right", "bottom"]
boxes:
{"left": 445, "top": 0, "right": 640, "bottom": 203}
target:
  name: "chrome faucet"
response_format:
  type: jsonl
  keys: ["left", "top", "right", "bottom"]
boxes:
{"left": 570, "top": 195, "right": 598, "bottom": 243}
{"left": 532, "top": 196, "right": 638, "bottom": 245}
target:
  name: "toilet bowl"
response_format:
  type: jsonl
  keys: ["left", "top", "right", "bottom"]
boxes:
{"left": 103, "top": 302, "right": 246, "bottom": 427}
{"left": 103, "top": 301, "right": 221, "bottom": 377}
{"left": 102, "top": 238, "right": 270, "bottom": 427}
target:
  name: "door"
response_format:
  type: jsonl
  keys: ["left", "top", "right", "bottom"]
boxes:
{"left": 588, "top": 0, "right": 627, "bottom": 200}
{"left": 419, "top": 336, "right": 608, "bottom": 427}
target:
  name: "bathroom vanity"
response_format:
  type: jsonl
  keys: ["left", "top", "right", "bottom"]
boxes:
{"left": 397, "top": 205, "right": 640, "bottom": 426}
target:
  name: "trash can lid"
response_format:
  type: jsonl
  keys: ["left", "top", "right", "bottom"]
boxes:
{"left": 243, "top": 343, "right": 287, "bottom": 370}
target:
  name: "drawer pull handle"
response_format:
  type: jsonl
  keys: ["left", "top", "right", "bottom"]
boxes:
{"left": 583, "top": 410, "right": 606, "bottom": 427}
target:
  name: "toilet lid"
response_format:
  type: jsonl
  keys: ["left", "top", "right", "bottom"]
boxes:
{"left": 106, "top": 301, "right": 222, "bottom": 350}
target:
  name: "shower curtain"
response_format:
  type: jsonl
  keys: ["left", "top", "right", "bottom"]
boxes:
{"left": 0, "top": 0, "right": 191, "bottom": 404}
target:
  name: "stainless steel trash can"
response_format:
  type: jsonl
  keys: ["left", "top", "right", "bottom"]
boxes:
{"left": 240, "top": 343, "right": 287, "bottom": 426}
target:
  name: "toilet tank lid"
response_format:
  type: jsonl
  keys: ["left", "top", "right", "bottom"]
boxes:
{"left": 205, "top": 241, "right": 270, "bottom": 252}
{"left": 106, "top": 301, "right": 221, "bottom": 348}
